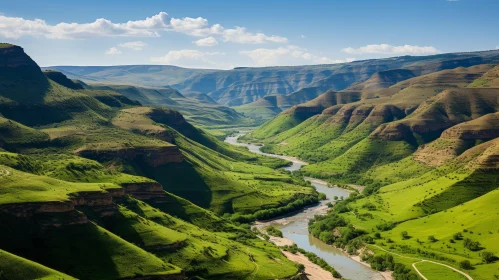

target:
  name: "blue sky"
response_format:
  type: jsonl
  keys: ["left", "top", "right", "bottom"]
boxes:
{"left": 1, "top": 0, "right": 498, "bottom": 68}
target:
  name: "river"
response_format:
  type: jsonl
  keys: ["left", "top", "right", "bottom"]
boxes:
{"left": 225, "top": 131, "right": 384, "bottom": 280}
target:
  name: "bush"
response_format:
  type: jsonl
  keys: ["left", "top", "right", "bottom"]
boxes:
{"left": 401, "top": 231, "right": 410, "bottom": 240}
{"left": 459, "top": 260, "right": 473, "bottom": 270}
{"left": 266, "top": 226, "right": 283, "bottom": 238}
{"left": 428, "top": 235, "right": 437, "bottom": 243}
{"left": 482, "top": 251, "right": 496, "bottom": 264}
{"left": 453, "top": 232, "right": 463, "bottom": 240}
{"left": 463, "top": 238, "right": 481, "bottom": 251}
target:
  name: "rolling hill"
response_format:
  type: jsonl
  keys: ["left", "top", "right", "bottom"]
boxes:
{"left": 0, "top": 44, "right": 316, "bottom": 279}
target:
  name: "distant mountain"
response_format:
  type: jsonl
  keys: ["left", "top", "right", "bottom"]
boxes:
{"left": 173, "top": 50, "right": 499, "bottom": 106}
{"left": 44, "top": 50, "right": 499, "bottom": 107}
{"left": 43, "top": 65, "right": 215, "bottom": 87}
{"left": 89, "top": 84, "right": 253, "bottom": 128}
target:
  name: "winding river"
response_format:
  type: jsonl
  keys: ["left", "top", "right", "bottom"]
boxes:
{"left": 225, "top": 131, "right": 384, "bottom": 280}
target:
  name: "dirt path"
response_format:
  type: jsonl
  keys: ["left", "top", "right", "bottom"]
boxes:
{"left": 371, "top": 245, "right": 473, "bottom": 280}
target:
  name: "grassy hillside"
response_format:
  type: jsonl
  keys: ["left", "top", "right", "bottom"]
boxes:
{"left": 0, "top": 249, "right": 76, "bottom": 280}
{"left": 0, "top": 44, "right": 313, "bottom": 279}
{"left": 245, "top": 65, "right": 496, "bottom": 185}
{"left": 90, "top": 83, "right": 254, "bottom": 128}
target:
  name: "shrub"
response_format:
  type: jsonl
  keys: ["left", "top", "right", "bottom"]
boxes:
{"left": 459, "top": 260, "right": 473, "bottom": 270}
{"left": 401, "top": 231, "right": 410, "bottom": 240}
{"left": 428, "top": 235, "right": 437, "bottom": 243}
{"left": 266, "top": 226, "right": 283, "bottom": 238}
{"left": 482, "top": 251, "right": 496, "bottom": 264}
{"left": 463, "top": 238, "right": 481, "bottom": 251}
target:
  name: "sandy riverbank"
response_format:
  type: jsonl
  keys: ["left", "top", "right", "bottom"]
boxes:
{"left": 282, "top": 251, "right": 340, "bottom": 280}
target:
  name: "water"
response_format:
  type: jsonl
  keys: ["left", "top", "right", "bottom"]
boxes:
{"left": 225, "top": 131, "right": 384, "bottom": 280}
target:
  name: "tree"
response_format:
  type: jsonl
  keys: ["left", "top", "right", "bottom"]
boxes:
{"left": 463, "top": 238, "right": 481, "bottom": 251}
{"left": 401, "top": 231, "right": 409, "bottom": 240}
{"left": 459, "top": 260, "right": 473, "bottom": 270}
{"left": 297, "top": 264, "right": 305, "bottom": 273}
{"left": 482, "top": 252, "right": 496, "bottom": 264}
{"left": 428, "top": 235, "right": 437, "bottom": 242}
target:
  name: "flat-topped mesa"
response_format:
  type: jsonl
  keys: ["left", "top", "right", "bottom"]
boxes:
{"left": 0, "top": 44, "right": 40, "bottom": 69}
{"left": 76, "top": 145, "right": 184, "bottom": 167}
{"left": 0, "top": 44, "right": 49, "bottom": 101}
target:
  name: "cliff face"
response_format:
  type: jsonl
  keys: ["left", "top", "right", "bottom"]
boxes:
{"left": 0, "top": 188, "right": 124, "bottom": 227}
{"left": 0, "top": 181, "right": 169, "bottom": 228}
{"left": 76, "top": 145, "right": 184, "bottom": 167}
{"left": 0, "top": 45, "right": 49, "bottom": 103}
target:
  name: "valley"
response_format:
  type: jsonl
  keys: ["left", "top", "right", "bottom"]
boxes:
{"left": 1, "top": 5, "right": 499, "bottom": 278}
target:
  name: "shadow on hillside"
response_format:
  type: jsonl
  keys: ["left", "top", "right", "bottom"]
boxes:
{"left": 0, "top": 212, "right": 121, "bottom": 279}
{"left": 141, "top": 161, "right": 213, "bottom": 210}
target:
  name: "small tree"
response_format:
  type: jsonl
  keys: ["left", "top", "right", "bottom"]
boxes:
{"left": 453, "top": 232, "right": 463, "bottom": 240}
{"left": 482, "top": 252, "right": 496, "bottom": 264}
{"left": 401, "top": 231, "right": 409, "bottom": 240}
{"left": 297, "top": 263, "right": 305, "bottom": 273}
{"left": 428, "top": 235, "right": 437, "bottom": 243}
{"left": 459, "top": 260, "right": 473, "bottom": 270}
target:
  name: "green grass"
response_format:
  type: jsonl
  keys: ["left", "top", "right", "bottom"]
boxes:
{"left": 0, "top": 249, "right": 76, "bottom": 280}
{"left": 414, "top": 261, "right": 468, "bottom": 280}
{"left": 0, "top": 165, "right": 120, "bottom": 205}
{"left": 245, "top": 113, "right": 309, "bottom": 140}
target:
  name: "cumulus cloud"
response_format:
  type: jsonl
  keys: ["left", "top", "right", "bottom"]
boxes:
{"left": 119, "top": 41, "right": 147, "bottom": 50}
{"left": 222, "top": 27, "right": 287, "bottom": 44}
{"left": 105, "top": 47, "right": 122, "bottom": 55}
{"left": 240, "top": 45, "right": 354, "bottom": 66}
{"left": 342, "top": 44, "right": 439, "bottom": 55}
{"left": 0, "top": 12, "right": 287, "bottom": 44}
{"left": 150, "top": 49, "right": 225, "bottom": 68}
{"left": 194, "top": 37, "right": 218, "bottom": 47}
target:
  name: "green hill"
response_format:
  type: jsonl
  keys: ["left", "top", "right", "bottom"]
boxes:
{"left": 89, "top": 83, "right": 254, "bottom": 128}
{"left": 0, "top": 44, "right": 311, "bottom": 279}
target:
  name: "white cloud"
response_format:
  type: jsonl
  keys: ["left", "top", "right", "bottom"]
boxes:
{"left": 119, "top": 41, "right": 147, "bottom": 50}
{"left": 105, "top": 47, "right": 122, "bottom": 55}
{"left": 0, "top": 12, "right": 287, "bottom": 44}
{"left": 240, "top": 45, "right": 354, "bottom": 66}
{"left": 150, "top": 49, "right": 225, "bottom": 68}
{"left": 342, "top": 44, "right": 440, "bottom": 55}
{"left": 194, "top": 37, "right": 218, "bottom": 47}
{"left": 301, "top": 35, "right": 306, "bottom": 39}
{"left": 222, "top": 27, "right": 287, "bottom": 44}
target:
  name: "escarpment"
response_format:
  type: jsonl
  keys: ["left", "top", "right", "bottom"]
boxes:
{"left": 0, "top": 45, "right": 49, "bottom": 102}
{"left": 76, "top": 144, "right": 184, "bottom": 167}
{"left": 0, "top": 188, "right": 124, "bottom": 227}
{"left": 0, "top": 181, "right": 171, "bottom": 228}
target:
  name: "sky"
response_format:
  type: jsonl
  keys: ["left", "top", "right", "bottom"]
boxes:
{"left": 1, "top": 0, "right": 498, "bottom": 69}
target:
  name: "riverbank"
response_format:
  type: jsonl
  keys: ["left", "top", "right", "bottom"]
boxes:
{"left": 282, "top": 251, "right": 340, "bottom": 280}
{"left": 226, "top": 131, "right": 386, "bottom": 280}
